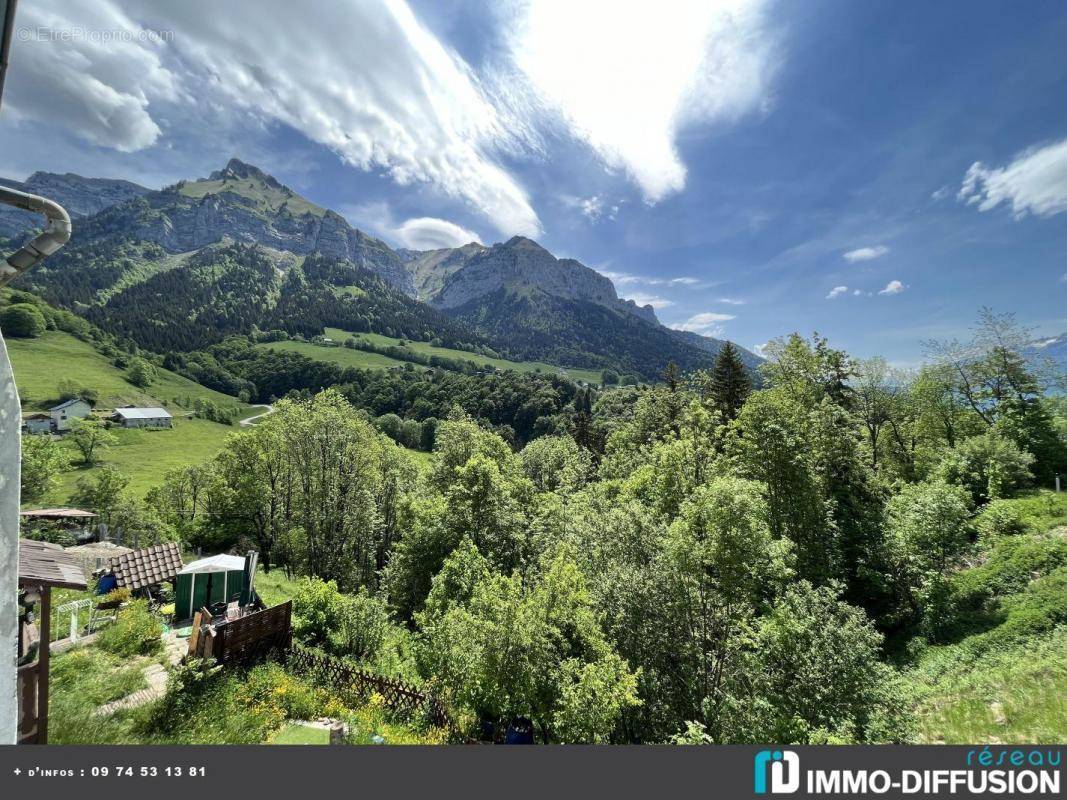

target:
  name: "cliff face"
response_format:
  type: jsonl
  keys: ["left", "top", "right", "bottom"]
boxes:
{"left": 427, "top": 236, "right": 657, "bottom": 323}
{"left": 0, "top": 171, "right": 150, "bottom": 237}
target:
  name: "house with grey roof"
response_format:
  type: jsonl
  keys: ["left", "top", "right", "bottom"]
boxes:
{"left": 49, "top": 398, "right": 91, "bottom": 431}
{"left": 110, "top": 406, "right": 173, "bottom": 429}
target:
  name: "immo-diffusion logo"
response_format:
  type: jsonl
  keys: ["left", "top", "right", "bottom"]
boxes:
{"left": 754, "top": 750, "right": 801, "bottom": 794}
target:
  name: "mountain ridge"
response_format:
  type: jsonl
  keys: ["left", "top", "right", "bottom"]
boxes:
{"left": 9, "top": 158, "right": 760, "bottom": 379}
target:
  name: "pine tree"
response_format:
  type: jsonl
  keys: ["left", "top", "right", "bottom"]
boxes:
{"left": 709, "top": 341, "right": 752, "bottom": 421}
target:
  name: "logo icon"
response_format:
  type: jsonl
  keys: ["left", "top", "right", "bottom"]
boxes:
{"left": 754, "top": 750, "right": 801, "bottom": 794}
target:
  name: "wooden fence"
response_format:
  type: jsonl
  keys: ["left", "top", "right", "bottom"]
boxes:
{"left": 190, "top": 601, "right": 292, "bottom": 666}
{"left": 285, "top": 644, "right": 451, "bottom": 729}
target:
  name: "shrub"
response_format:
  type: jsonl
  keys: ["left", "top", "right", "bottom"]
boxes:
{"left": 239, "top": 662, "right": 325, "bottom": 721}
{"left": 927, "top": 530, "right": 1067, "bottom": 642}
{"left": 0, "top": 302, "right": 46, "bottom": 337}
{"left": 292, "top": 577, "right": 347, "bottom": 649}
{"left": 975, "top": 500, "right": 1028, "bottom": 544}
{"left": 333, "top": 589, "right": 390, "bottom": 663}
{"left": 97, "top": 600, "right": 162, "bottom": 658}
{"left": 935, "top": 433, "right": 1034, "bottom": 505}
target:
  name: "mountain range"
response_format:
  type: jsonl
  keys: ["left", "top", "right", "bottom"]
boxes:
{"left": 1, "top": 159, "right": 760, "bottom": 380}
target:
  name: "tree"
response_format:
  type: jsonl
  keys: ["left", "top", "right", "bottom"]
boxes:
{"left": 729, "top": 582, "right": 909, "bottom": 744}
{"left": 67, "top": 418, "right": 116, "bottom": 465}
{"left": 520, "top": 435, "right": 591, "bottom": 494}
{"left": 0, "top": 303, "right": 46, "bottom": 338}
{"left": 884, "top": 481, "right": 971, "bottom": 618}
{"left": 20, "top": 435, "right": 66, "bottom": 503}
{"left": 601, "top": 369, "right": 620, "bottom": 386}
{"left": 662, "top": 477, "right": 792, "bottom": 735}
{"left": 705, "top": 341, "right": 752, "bottom": 421}
{"left": 416, "top": 545, "right": 639, "bottom": 742}
{"left": 853, "top": 357, "right": 894, "bottom": 471}
{"left": 71, "top": 466, "right": 131, "bottom": 529}
{"left": 126, "top": 358, "right": 157, "bottom": 389}
{"left": 935, "top": 432, "right": 1034, "bottom": 504}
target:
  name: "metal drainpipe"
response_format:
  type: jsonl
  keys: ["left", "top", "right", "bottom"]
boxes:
{"left": 1, "top": 0, "right": 74, "bottom": 745}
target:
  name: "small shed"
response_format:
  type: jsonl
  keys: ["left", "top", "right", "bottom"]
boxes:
{"left": 175, "top": 554, "right": 251, "bottom": 621}
{"left": 49, "top": 398, "right": 91, "bottom": 431}
{"left": 111, "top": 406, "right": 172, "bottom": 429}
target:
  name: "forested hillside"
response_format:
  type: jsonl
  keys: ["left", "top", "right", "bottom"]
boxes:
{"left": 6, "top": 160, "right": 754, "bottom": 381}
{"left": 20, "top": 304, "right": 1064, "bottom": 744}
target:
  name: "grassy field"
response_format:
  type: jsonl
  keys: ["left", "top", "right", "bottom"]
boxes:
{"left": 906, "top": 490, "right": 1067, "bottom": 743}
{"left": 253, "top": 338, "right": 419, "bottom": 371}
{"left": 7, "top": 328, "right": 262, "bottom": 501}
{"left": 53, "top": 418, "right": 247, "bottom": 500}
{"left": 908, "top": 627, "right": 1067, "bottom": 743}
{"left": 326, "top": 328, "right": 605, "bottom": 384}
{"left": 7, "top": 329, "right": 248, "bottom": 412}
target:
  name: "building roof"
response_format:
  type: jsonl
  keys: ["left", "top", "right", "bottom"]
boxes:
{"left": 108, "top": 542, "right": 184, "bottom": 589}
{"left": 24, "top": 412, "right": 50, "bottom": 420}
{"left": 20, "top": 508, "right": 97, "bottom": 520}
{"left": 18, "top": 539, "right": 89, "bottom": 590}
{"left": 112, "top": 407, "right": 172, "bottom": 420}
{"left": 50, "top": 398, "right": 90, "bottom": 412}
{"left": 179, "top": 554, "right": 246, "bottom": 574}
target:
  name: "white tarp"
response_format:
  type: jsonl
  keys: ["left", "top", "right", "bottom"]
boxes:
{"left": 178, "top": 554, "right": 245, "bottom": 574}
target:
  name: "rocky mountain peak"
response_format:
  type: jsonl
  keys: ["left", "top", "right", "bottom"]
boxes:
{"left": 206, "top": 158, "right": 286, "bottom": 191}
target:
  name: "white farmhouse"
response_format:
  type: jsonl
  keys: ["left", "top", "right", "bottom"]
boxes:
{"left": 49, "top": 398, "right": 91, "bottom": 431}
{"left": 111, "top": 407, "right": 173, "bottom": 429}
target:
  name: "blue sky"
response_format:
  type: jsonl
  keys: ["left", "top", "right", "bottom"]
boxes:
{"left": 1, "top": 0, "right": 1066, "bottom": 363}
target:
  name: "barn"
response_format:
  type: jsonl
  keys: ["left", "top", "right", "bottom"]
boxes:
{"left": 111, "top": 407, "right": 173, "bottom": 428}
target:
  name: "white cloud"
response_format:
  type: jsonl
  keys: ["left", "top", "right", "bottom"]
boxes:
{"left": 931, "top": 185, "right": 951, "bottom": 201}
{"left": 623, "top": 292, "right": 674, "bottom": 310}
{"left": 753, "top": 342, "right": 769, "bottom": 358}
{"left": 957, "top": 137, "right": 1067, "bottom": 219}
{"left": 9, "top": 0, "right": 541, "bottom": 236}
{"left": 717, "top": 296, "right": 745, "bottom": 305}
{"left": 507, "top": 0, "right": 776, "bottom": 201}
{"left": 669, "top": 277, "right": 699, "bottom": 285}
{"left": 1060, "top": 272, "right": 1067, "bottom": 284}
{"left": 5, "top": 3, "right": 183, "bottom": 151}
{"left": 878, "top": 279, "right": 906, "bottom": 295}
{"left": 843, "top": 245, "right": 889, "bottom": 263}
{"left": 670, "top": 311, "right": 736, "bottom": 333}
{"left": 826, "top": 285, "right": 849, "bottom": 300}
{"left": 340, "top": 201, "right": 481, "bottom": 251}
{"left": 392, "top": 218, "right": 482, "bottom": 250}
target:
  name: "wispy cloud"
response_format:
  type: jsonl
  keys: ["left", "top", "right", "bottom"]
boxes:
{"left": 9, "top": 0, "right": 541, "bottom": 236}
{"left": 507, "top": 0, "right": 777, "bottom": 202}
{"left": 826, "top": 285, "right": 849, "bottom": 300}
{"left": 878, "top": 279, "right": 906, "bottom": 295}
{"left": 670, "top": 311, "right": 736, "bottom": 334}
{"left": 843, "top": 245, "right": 889, "bottom": 263}
{"left": 598, "top": 269, "right": 697, "bottom": 288}
{"left": 716, "top": 297, "right": 746, "bottom": 305}
{"left": 958, "top": 137, "right": 1067, "bottom": 219}
{"left": 561, "top": 194, "right": 619, "bottom": 222}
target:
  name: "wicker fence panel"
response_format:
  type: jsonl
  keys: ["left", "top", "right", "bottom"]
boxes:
{"left": 209, "top": 601, "right": 293, "bottom": 667}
